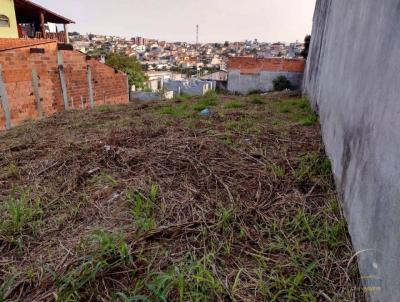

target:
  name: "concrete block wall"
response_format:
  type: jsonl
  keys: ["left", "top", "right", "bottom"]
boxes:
{"left": 164, "top": 79, "right": 216, "bottom": 96}
{"left": 0, "top": 40, "right": 128, "bottom": 130}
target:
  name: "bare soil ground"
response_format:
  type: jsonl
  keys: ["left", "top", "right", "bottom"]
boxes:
{"left": 0, "top": 92, "right": 364, "bottom": 301}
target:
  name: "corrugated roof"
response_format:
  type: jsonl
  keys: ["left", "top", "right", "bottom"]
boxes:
{"left": 228, "top": 57, "right": 305, "bottom": 74}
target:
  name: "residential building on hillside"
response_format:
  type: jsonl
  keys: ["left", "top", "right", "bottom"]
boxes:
{"left": 200, "top": 70, "right": 228, "bottom": 90}
{"left": 0, "top": 0, "right": 74, "bottom": 43}
{"left": 227, "top": 57, "right": 305, "bottom": 94}
{"left": 145, "top": 71, "right": 185, "bottom": 92}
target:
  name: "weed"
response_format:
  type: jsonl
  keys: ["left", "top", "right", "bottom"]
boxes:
{"left": 256, "top": 260, "right": 317, "bottom": 301}
{"left": 53, "top": 258, "right": 109, "bottom": 301}
{"left": 117, "top": 254, "right": 224, "bottom": 302}
{"left": 294, "top": 152, "right": 332, "bottom": 183}
{"left": 187, "top": 254, "right": 224, "bottom": 301}
{"left": 216, "top": 206, "right": 234, "bottom": 233}
{"left": 175, "top": 93, "right": 191, "bottom": 101}
{"left": 299, "top": 115, "right": 318, "bottom": 126}
{"left": 90, "top": 229, "right": 132, "bottom": 261}
{"left": 53, "top": 230, "right": 132, "bottom": 301}
{"left": 126, "top": 185, "right": 159, "bottom": 233}
{"left": 149, "top": 184, "right": 158, "bottom": 203}
{"left": 289, "top": 207, "right": 347, "bottom": 250}
{"left": 250, "top": 95, "right": 265, "bottom": 105}
{"left": 193, "top": 99, "right": 218, "bottom": 112}
{"left": 225, "top": 117, "right": 260, "bottom": 135}
{"left": 203, "top": 90, "right": 218, "bottom": 99}
{"left": 224, "top": 101, "right": 244, "bottom": 109}
{"left": 0, "top": 192, "right": 43, "bottom": 239}
{"left": 159, "top": 104, "right": 191, "bottom": 118}
{"left": 222, "top": 134, "right": 234, "bottom": 146}
{"left": 271, "top": 119, "right": 284, "bottom": 126}
{"left": 192, "top": 91, "right": 219, "bottom": 111}
{"left": 274, "top": 98, "right": 318, "bottom": 126}
{"left": 0, "top": 274, "right": 17, "bottom": 302}
{"left": 1, "top": 161, "right": 19, "bottom": 179}
{"left": 271, "top": 164, "right": 285, "bottom": 178}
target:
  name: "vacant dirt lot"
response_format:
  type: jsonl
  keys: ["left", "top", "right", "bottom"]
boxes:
{"left": 0, "top": 92, "right": 363, "bottom": 301}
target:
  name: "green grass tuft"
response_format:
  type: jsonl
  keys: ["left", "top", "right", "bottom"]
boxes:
{"left": 250, "top": 95, "right": 265, "bottom": 105}
{"left": 159, "top": 104, "right": 192, "bottom": 118}
{"left": 224, "top": 101, "right": 244, "bottom": 109}
{"left": 0, "top": 191, "right": 43, "bottom": 241}
{"left": 126, "top": 184, "right": 159, "bottom": 233}
{"left": 294, "top": 152, "right": 332, "bottom": 183}
{"left": 273, "top": 98, "right": 318, "bottom": 126}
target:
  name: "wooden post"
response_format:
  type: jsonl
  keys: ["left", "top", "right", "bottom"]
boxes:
{"left": 31, "top": 69, "right": 43, "bottom": 118}
{"left": 63, "top": 24, "right": 69, "bottom": 44}
{"left": 0, "top": 64, "right": 11, "bottom": 129}
{"left": 40, "top": 10, "right": 46, "bottom": 38}
{"left": 86, "top": 65, "right": 94, "bottom": 108}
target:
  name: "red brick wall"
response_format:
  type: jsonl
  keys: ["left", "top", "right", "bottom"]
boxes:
{"left": 228, "top": 57, "right": 305, "bottom": 74}
{"left": 0, "top": 39, "right": 57, "bottom": 51}
{"left": 90, "top": 59, "right": 129, "bottom": 105}
{"left": 61, "top": 51, "right": 128, "bottom": 109}
{"left": 0, "top": 42, "right": 60, "bottom": 130}
{"left": 0, "top": 39, "right": 128, "bottom": 130}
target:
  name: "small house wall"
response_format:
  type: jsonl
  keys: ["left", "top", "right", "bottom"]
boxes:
{"left": 227, "top": 69, "right": 304, "bottom": 94}
{"left": 0, "top": 0, "right": 18, "bottom": 38}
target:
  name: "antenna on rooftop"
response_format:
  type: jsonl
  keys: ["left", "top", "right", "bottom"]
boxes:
{"left": 196, "top": 24, "right": 199, "bottom": 47}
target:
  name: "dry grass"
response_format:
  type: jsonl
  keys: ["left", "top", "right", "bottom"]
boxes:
{"left": 0, "top": 92, "right": 364, "bottom": 301}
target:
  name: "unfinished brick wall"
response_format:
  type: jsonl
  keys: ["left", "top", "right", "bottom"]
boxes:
{"left": 61, "top": 51, "right": 128, "bottom": 109}
{"left": 0, "top": 42, "right": 61, "bottom": 130}
{"left": 0, "top": 39, "right": 129, "bottom": 130}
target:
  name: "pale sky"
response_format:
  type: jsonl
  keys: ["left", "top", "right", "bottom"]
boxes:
{"left": 34, "top": 0, "right": 316, "bottom": 43}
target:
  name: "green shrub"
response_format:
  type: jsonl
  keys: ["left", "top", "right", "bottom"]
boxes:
{"left": 273, "top": 76, "right": 291, "bottom": 91}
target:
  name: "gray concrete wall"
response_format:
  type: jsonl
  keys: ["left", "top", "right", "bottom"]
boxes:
{"left": 304, "top": 1, "right": 400, "bottom": 301}
{"left": 228, "top": 70, "right": 303, "bottom": 94}
{"left": 130, "top": 91, "right": 162, "bottom": 101}
{"left": 164, "top": 79, "right": 215, "bottom": 96}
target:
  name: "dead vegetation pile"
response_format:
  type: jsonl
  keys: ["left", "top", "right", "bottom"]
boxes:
{"left": 0, "top": 92, "right": 364, "bottom": 301}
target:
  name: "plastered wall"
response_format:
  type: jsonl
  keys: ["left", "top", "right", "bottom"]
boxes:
{"left": 304, "top": 1, "right": 400, "bottom": 300}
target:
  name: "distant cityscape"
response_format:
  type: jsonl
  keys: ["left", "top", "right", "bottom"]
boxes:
{"left": 70, "top": 33, "right": 306, "bottom": 75}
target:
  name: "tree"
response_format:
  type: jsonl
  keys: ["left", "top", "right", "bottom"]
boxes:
{"left": 106, "top": 53, "right": 148, "bottom": 89}
{"left": 273, "top": 75, "right": 291, "bottom": 91}
{"left": 301, "top": 35, "right": 311, "bottom": 59}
